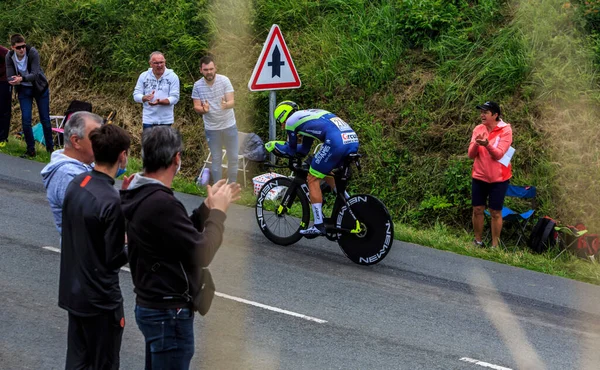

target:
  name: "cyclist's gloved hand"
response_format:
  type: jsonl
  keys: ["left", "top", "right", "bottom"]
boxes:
{"left": 265, "top": 141, "right": 293, "bottom": 158}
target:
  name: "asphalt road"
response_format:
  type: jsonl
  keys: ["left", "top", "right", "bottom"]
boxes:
{"left": 1, "top": 153, "right": 599, "bottom": 370}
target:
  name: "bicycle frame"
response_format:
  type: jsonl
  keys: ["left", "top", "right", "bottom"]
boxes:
{"left": 271, "top": 155, "right": 364, "bottom": 235}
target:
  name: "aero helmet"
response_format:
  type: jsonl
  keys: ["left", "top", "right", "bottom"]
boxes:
{"left": 274, "top": 101, "right": 299, "bottom": 125}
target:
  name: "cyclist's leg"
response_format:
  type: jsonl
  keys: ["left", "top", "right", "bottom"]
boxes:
{"left": 330, "top": 142, "right": 358, "bottom": 198}
{"left": 301, "top": 143, "right": 345, "bottom": 236}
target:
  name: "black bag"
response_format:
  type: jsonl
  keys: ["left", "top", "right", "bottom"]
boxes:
{"left": 192, "top": 267, "right": 215, "bottom": 316}
{"left": 32, "top": 72, "right": 48, "bottom": 95}
{"left": 528, "top": 216, "right": 558, "bottom": 253}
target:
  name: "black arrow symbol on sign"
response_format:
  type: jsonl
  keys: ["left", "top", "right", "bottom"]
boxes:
{"left": 268, "top": 45, "right": 285, "bottom": 78}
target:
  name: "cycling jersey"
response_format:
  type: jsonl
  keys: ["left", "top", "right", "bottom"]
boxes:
{"left": 275, "top": 109, "right": 359, "bottom": 178}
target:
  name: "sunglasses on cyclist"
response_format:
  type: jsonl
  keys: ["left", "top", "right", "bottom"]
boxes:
{"left": 14, "top": 44, "right": 26, "bottom": 50}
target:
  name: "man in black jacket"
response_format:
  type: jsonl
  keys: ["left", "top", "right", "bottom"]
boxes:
{"left": 60, "top": 124, "right": 131, "bottom": 369}
{"left": 120, "top": 126, "right": 240, "bottom": 369}
{"left": 5, "top": 33, "right": 53, "bottom": 156}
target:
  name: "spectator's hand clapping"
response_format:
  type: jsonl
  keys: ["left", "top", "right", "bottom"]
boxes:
{"left": 143, "top": 90, "right": 155, "bottom": 103}
{"left": 122, "top": 174, "right": 135, "bottom": 190}
{"left": 204, "top": 179, "right": 242, "bottom": 212}
{"left": 201, "top": 100, "right": 210, "bottom": 113}
{"left": 475, "top": 133, "right": 488, "bottom": 147}
{"left": 220, "top": 97, "right": 228, "bottom": 110}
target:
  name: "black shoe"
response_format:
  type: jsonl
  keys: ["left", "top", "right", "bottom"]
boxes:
{"left": 20, "top": 150, "right": 36, "bottom": 158}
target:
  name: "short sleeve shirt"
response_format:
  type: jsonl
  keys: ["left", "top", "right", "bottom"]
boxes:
{"left": 191, "top": 74, "right": 236, "bottom": 130}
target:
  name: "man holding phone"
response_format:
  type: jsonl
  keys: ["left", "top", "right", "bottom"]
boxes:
{"left": 5, "top": 34, "right": 53, "bottom": 157}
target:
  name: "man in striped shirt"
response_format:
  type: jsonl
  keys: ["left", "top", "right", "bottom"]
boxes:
{"left": 192, "top": 55, "right": 238, "bottom": 184}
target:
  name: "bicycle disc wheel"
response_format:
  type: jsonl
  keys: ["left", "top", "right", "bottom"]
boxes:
{"left": 255, "top": 177, "right": 310, "bottom": 246}
{"left": 334, "top": 194, "right": 394, "bottom": 265}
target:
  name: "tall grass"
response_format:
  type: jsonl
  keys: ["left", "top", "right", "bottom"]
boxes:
{"left": 513, "top": 0, "right": 600, "bottom": 232}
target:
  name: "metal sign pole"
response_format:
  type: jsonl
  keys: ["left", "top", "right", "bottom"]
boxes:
{"left": 269, "top": 90, "right": 276, "bottom": 164}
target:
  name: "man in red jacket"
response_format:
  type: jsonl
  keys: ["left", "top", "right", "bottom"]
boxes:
{"left": 468, "top": 101, "right": 513, "bottom": 248}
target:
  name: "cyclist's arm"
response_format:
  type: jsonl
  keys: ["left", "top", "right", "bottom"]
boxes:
{"left": 297, "top": 136, "right": 314, "bottom": 156}
{"left": 284, "top": 130, "right": 298, "bottom": 155}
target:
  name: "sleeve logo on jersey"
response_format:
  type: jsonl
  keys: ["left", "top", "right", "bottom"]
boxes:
{"left": 341, "top": 132, "right": 358, "bottom": 144}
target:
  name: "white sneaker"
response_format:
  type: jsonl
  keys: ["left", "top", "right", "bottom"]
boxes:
{"left": 300, "top": 224, "right": 326, "bottom": 237}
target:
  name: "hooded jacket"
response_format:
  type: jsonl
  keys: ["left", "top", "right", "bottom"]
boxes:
{"left": 41, "top": 149, "right": 93, "bottom": 235}
{"left": 120, "top": 174, "right": 226, "bottom": 309}
{"left": 468, "top": 120, "right": 513, "bottom": 183}
{"left": 133, "top": 68, "right": 180, "bottom": 125}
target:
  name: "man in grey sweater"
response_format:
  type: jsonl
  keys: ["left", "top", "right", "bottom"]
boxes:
{"left": 41, "top": 112, "right": 103, "bottom": 236}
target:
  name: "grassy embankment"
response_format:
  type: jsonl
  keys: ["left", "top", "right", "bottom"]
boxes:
{"left": 1, "top": 0, "right": 599, "bottom": 284}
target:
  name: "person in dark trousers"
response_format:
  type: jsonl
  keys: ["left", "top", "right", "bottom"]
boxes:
{"left": 120, "top": 126, "right": 241, "bottom": 369}
{"left": 60, "top": 124, "right": 131, "bottom": 369}
{"left": 5, "top": 34, "right": 53, "bottom": 157}
{"left": 0, "top": 44, "right": 11, "bottom": 146}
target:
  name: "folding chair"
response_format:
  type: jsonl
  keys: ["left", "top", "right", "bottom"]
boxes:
{"left": 553, "top": 225, "right": 588, "bottom": 261}
{"left": 51, "top": 100, "right": 93, "bottom": 148}
{"left": 485, "top": 184, "right": 537, "bottom": 247}
{"left": 200, "top": 131, "right": 250, "bottom": 187}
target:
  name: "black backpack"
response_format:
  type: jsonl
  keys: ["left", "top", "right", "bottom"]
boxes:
{"left": 528, "top": 216, "right": 558, "bottom": 253}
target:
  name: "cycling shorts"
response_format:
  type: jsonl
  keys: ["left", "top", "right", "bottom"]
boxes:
{"left": 309, "top": 134, "right": 359, "bottom": 178}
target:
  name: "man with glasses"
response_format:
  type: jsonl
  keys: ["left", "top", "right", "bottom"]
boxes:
{"left": 5, "top": 34, "right": 53, "bottom": 157}
{"left": 133, "top": 51, "right": 180, "bottom": 131}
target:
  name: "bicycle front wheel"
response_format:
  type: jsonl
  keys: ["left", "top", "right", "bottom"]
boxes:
{"left": 255, "top": 177, "right": 310, "bottom": 246}
{"left": 334, "top": 194, "right": 394, "bottom": 265}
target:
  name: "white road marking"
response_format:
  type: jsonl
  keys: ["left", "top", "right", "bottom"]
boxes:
{"left": 460, "top": 357, "right": 513, "bottom": 370}
{"left": 42, "top": 246, "right": 327, "bottom": 324}
{"left": 215, "top": 292, "right": 328, "bottom": 324}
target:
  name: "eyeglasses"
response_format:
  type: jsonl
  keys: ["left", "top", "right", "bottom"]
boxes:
{"left": 14, "top": 44, "right": 26, "bottom": 50}
{"left": 151, "top": 61, "right": 165, "bottom": 65}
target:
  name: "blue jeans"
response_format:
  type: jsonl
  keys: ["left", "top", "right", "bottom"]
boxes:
{"left": 205, "top": 125, "right": 238, "bottom": 183}
{"left": 17, "top": 86, "right": 53, "bottom": 152}
{"left": 0, "top": 81, "right": 11, "bottom": 142}
{"left": 135, "top": 305, "right": 195, "bottom": 370}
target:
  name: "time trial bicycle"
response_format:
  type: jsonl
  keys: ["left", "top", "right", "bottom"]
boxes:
{"left": 255, "top": 150, "right": 393, "bottom": 265}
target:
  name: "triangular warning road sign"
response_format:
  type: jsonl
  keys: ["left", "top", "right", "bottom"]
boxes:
{"left": 248, "top": 24, "right": 301, "bottom": 91}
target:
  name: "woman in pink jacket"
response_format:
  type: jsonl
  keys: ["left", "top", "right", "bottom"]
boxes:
{"left": 468, "top": 101, "right": 513, "bottom": 248}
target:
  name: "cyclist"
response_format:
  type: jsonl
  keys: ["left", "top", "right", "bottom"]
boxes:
{"left": 266, "top": 101, "right": 359, "bottom": 237}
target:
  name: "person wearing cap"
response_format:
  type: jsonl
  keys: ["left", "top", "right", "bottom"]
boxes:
{"left": 468, "top": 101, "right": 513, "bottom": 248}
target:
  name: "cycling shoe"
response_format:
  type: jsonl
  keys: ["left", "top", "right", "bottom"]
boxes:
{"left": 300, "top": 224, "right": 326, "bottom": 239}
